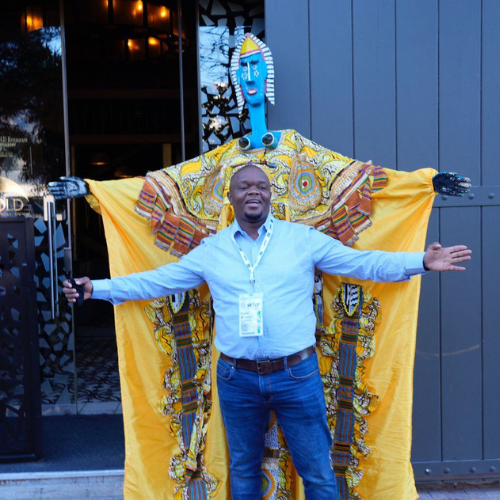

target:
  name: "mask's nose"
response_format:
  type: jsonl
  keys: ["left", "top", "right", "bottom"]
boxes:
{"left": 246, "top": 62, "right": 255, "bottom": 83}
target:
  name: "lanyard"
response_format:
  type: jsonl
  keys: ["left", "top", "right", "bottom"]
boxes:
{"left": 233, "top": 218, "right": 274, "bottom": 293}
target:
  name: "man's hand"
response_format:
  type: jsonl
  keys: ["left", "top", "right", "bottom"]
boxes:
{"left": 48, "top": 176, "right": 90, "bottom": 200}
{"left": 423, "top": 242, "right": 472, "bottom": 272}
{"left": 62, "top": 277, "right": 93, "bottom": 303}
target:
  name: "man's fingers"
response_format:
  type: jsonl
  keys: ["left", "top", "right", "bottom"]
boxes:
{"left": 449, "top": 265, "right": 467, "bottom": 271}
{"left": 62, "top": 277, "right": 90, "bottom": 304}
{"left": 450, "top": 249, "right": 472, "bottom": 258}
{"left": 74, "top": 276, "right": 91, "bottom": 286}
{"left": 449, "top": 245, "right": 469, "bottom": 252}
{"left": 452, "top": 255, "right": 471, "bottom": 263}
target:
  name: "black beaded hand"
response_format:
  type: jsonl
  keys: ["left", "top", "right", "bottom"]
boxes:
{"left": 432, "top": 172, "right": 471, "bottom": 197}
{"left": 48, "top": 176, "right": 90, "bottom": 200}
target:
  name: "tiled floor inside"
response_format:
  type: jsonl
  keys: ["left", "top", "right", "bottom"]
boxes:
{"left": 75, "top": 336, "right": 122, "bottom": 415}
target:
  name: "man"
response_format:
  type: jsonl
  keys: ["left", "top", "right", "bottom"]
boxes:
{"left": 63, "top": 165, "right": 471, "bottom": 500}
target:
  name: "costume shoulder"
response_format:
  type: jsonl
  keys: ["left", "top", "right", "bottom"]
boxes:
{"left": 282, "top": 130, "right": 390, "bottom": 246}
{"left": 133, "top": 140, "right": 257, "bottom": 257}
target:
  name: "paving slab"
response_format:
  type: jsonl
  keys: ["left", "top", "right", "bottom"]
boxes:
{"left": 0, "top": 470, "right": 124, "bottom": 500}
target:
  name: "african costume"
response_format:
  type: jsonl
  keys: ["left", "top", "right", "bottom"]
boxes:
{"left": 86, "top": 129, "right": 436, "bottom": 500}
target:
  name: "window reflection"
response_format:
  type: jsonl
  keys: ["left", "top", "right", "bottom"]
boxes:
{"left": 114, "top": 0, "right": 144, "bottom": 26}
{"left": 68, "top": 0, "right": 178, "bottom": 61}
{"left": 0, "top": 1, "right": 65, "bottom": 197}
{"left": 23, "top": 5, "right": 44, "bottom": 33}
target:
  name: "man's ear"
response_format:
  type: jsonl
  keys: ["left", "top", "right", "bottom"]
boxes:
{"left": 227, "top": 189, "right": 232, "bottom": 204}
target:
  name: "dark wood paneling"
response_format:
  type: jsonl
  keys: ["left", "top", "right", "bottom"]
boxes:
{"left": 309, "top": 0, "right": 353, "bottom": 155}
{"left": 396, "top": 0, "right": 438, "bottom": 172}
{"left": 413, "top": 211, "right": 441, "bottom": 462}
{"left": 352, "top": 0, "right": 396, "bottom": 166}
{"left": 439, "top": 0, "right": 481, "bottom": 181}
{"left": 482, "top": 207, "right": 500, "bottom": 459}
{"left": 440, "top": 207, "right": 482, "bottom": 460}
{"left": 482, "top": 0, "right": 500, "bottom": 186}
{"left": 265, "top": 0, "right": 311, "bottom": 135}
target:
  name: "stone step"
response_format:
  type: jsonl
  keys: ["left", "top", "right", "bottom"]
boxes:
{"left": 0, "top": 469, "right": 124, "bottom": 500}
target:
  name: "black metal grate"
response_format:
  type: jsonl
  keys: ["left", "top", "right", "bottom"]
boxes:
{"left": 0, "top": 217, "right": 42, "bottom": 461}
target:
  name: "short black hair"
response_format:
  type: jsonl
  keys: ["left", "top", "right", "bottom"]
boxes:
{"left": 229, "top": 164, "right": 270, "bottom": 192}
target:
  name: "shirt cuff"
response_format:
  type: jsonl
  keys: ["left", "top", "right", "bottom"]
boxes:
{"left": 91, "top": 279, "right": 112, "bottom": 300}
{"left": 404, "top": 252, "right": 427, "bottom": 276}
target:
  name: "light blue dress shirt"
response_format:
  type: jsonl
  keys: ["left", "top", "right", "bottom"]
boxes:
{"left": 92, "top": 214, "right": 426, "bottom": 360}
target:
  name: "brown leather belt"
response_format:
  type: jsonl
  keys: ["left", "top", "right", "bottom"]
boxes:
{"left": 220, "top": 346, "right": 316, "bottom": 375}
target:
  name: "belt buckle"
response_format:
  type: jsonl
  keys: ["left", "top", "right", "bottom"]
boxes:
{"left": 256, "top": 359, "right": 272, "bottom": 375}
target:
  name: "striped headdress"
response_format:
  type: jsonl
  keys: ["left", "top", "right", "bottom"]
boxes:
{"left": 230, "top": 33, "right": 275, "bottom": 115}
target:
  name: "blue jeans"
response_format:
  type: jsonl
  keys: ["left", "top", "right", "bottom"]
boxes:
{"left": 217, "top": 351, "right": 338, "bottom": 500}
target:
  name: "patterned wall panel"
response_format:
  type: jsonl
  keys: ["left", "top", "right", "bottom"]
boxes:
{"left": 32, "top": 212, "right": 75, "bottom": 407}
{"left": 198, "top": 0, "right": 264, "bottom": 151}
{"left": 0, "top": 218, "right": 42, "bottom": 459}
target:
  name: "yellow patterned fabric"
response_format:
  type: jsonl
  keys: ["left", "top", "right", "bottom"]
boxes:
{"left": 134, "top": 130, "right": 382, "bottom": 249}
{"left": 85, "top": 134, "right": 436, "bottom": 500}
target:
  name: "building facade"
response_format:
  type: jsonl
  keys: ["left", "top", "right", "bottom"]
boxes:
{"left": 1, "top": 0, "right": 499, "bottom": 483}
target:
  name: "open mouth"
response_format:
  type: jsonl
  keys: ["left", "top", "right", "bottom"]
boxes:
{"left": 246, "top": 199, "right": 261, "bottom": 205}
{"left": 247, "top": 88, "right": 257, "bottom": 95}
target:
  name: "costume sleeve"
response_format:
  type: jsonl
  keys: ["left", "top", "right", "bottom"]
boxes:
{"left": 92, "top": 241, "right": 207, "bottom": 305}
{"left": 290, "top": 131, "right": 389, "bottom": 246}
{"left": 308, "top": 226, "right": 426, "bottom": 282}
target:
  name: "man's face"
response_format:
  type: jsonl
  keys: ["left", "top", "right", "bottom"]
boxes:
{"left": 228, "top": 166, "right": 271, "bottom": 222}
{"left": 237, "top": 52, "right": 267, "bottom": 107}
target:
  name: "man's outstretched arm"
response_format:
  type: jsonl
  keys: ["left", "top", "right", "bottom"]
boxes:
{"left": 309, "top": 228, "right": 471, "bottom": 282}
{"left": 63, "top": 242, "right": 207, "bottom": 305}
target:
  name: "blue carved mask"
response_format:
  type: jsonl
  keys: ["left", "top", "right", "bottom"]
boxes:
{"left": 230, "top": 34, "right": 276, "bottom": 114}
{"left": 237, "top": 53, "right": 268, "bottom": 107}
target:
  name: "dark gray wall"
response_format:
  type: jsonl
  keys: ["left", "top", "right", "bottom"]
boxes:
{"left": 266, "top": 0, "right": 500, "bottom": 479}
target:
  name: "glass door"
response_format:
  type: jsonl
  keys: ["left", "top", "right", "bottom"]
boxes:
{"left": 63, "top": 0, "right": 199, "bottom": 414}
{"left": 0, "top": 0, "right": 74, "bottom": 458}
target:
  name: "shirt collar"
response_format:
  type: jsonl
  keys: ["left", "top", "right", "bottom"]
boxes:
{"left": 232, "top": 211, "right": 273, "bottom": 238}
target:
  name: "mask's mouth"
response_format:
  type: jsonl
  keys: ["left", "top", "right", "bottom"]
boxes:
{"left": 247, "top": 88, "right": 258, "bottom": 95}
